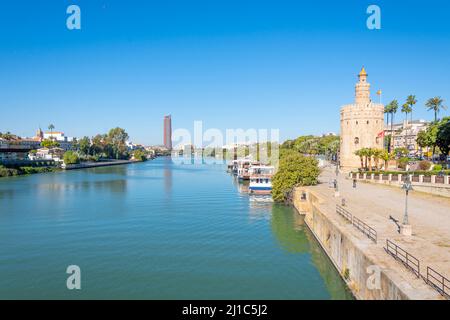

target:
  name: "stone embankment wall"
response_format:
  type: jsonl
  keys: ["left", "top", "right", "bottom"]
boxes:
{"left": 291, "top": 187, "right": 410, "bottom": 300}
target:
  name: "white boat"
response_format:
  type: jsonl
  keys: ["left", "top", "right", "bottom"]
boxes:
{"left": 249, "top": 165, "right": 275, "bottom": 194}
{"left": 237, "top": 159, "right": 256, "bottom": 180}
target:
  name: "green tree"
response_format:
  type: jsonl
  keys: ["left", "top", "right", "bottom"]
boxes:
{"left": 41, "top": 139, "right": 60, "bottom": 148}
{"left": 354, "top": 149, "right": 364, "bottom": 169}
{"left": 380, "top": 150, "right": 393, "bottom": 171}
{"left": 78, "top": 136, "right": 91, "bottom": 155}
{"left": 272, "top": 150, "right": 320, "bottom": 202}
{"left": 406, "top": 95, "right": 417, "bottom": 125}
{"left": 366, "top": 148, "right": 375, "bottom": 171}
{"left": 426, "top": 97, "right": 447, "bottom": 122}
{"left": 388, "top": 99, "right": 399, "bottom": 152}
{"left": 401, "top": 103, "right": 412, "bottom": 152}
{"left": 384, "top": 104, "right": 391, "bottom": 130}
{"left": 107, "top": 127, "right": 129, "bottom": 159}
{"left": 132, "top": 149, "right": 147, "bottom": 162}
{"left": 48, "top": 124, "right": 55, "bottom": 140}
{"left": 63, "top": 151, "right": 80, "bottom": 165}
{"left": 360, "top": 147, "right": 370, "bottom": 170}
{"left": 436, "top": 117, "right": 450, "bottom": 156}
{"left": 91, "top": 134, "right": 106, "bottom": 156}
{"left": 416, "top": 123, "right": 439, "bottom": 159}
{"left": 372, "top": 148, "right": 383, "bottom": 171}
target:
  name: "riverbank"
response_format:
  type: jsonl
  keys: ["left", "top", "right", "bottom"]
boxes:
{"left": 63, "top": 159, "right": 138, "bottom": 170}
{"left": 0, "top": 159, "right": 145, "bottom": 178}
{"left": 0, "top": 165, "right": 58, "bottom": 178}
{"left": 291, "top": 167, "right": 448, "bottom": 300}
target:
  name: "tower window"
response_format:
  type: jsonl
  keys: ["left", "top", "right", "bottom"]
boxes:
{"left": 356, "top": 121, "right": 358, "bottom": 125}
{"left": 354, "top": 137, "right": 359, "bottom": 144}
{"left": 367, "top": 121, "right": 369, "bottom": 124}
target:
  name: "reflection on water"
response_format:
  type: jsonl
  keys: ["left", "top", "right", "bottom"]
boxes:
{"left": 231, "top": 171, "right": 353, "bottom": 300}
{"left": 163, "top": 157, "right": 173, "bottom": 195}
{"left": 270, "top": 205, "right": 354, "bottom": 300}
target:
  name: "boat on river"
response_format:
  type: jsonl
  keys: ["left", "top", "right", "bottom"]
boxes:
{"left": 249, "top": 165, "right": 275, "bottom": 195}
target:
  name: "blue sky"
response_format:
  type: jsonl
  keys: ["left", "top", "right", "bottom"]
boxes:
{"left": 0, "top": 0, "right": 449, "bottom": 145}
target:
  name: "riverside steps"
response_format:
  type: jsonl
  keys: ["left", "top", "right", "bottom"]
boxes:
{"left": 292, "top": 166, "right": 450, "bottom": 300}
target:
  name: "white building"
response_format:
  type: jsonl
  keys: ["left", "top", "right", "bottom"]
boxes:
{"left": 44, "top": 131, "right": 75, "bottom": 151}
{"left": 385, "top": 119, "right": 430, "bottom": 155}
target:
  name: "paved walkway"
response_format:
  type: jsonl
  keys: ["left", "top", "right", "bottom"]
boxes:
{"left": 308, "top": 166, "right": 450, "bottom": 299}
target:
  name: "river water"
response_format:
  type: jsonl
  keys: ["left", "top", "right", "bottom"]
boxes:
{"left": 0, "top": 157, "right": 352, "bottom": 299}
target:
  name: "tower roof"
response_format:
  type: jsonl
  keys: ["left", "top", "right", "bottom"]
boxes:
{"left": 359, "top": 67, "right": 367, "bottom": 77}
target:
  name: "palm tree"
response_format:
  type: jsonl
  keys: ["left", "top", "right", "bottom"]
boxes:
{"left": 384, "top": 104, "right": 391, "bottom": 129}
{"left": 388, "top": 100, "right": 399, "bottom": 152}
{"left": 354, "top": 149, "right": 364, "bottom": 170}
{"left": 372, "top": 149, "right": 383, "bottom": 171}
{"left": 367, "top": 148, "right": 375, "bottom": 171}
{"left": 380, "top": 150, "right": 393, "bottom": 171}
{"left": 401, "top": 103, "right": 412, "bottom": 153}
{"left": 406, "top": 95, "right": 417, "bottom": 127}
{"left": 48, "top": 124, "right": 55, "bottom": 140}
{"left": 426, "top": 97, "right": 447, "bottom": 122}
{"left": 360, "top": 148, "right": 369, "bottom": 170}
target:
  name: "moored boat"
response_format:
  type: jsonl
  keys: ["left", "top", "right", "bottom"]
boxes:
{"left": 249, "top": 165, "right": 275, "bottom": 195}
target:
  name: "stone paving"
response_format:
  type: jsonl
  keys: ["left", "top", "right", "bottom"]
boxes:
{"left": 307, "top": 166, "right": 450, "bottom": 299}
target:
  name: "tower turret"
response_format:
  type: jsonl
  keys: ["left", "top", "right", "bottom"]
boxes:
{"left": 355, "top": 67, "right": 371, "bottom": 105}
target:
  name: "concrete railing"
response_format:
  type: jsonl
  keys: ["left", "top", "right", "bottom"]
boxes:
{"left": 349, "top": 172, "right": 450, "bottom": 198}
{"left": 350, "top": 172, "right": 450, "bottom": 186}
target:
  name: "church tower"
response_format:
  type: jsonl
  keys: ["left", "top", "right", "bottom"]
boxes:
{"left": 340, "top": 68, "right": 385, "bottom": 170}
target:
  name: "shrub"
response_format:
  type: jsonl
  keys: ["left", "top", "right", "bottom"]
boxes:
{"left": 272, "top": 150, "right": 320, "bottom": 202}
{"left": 433, "top": 164, "right": 443, "bottom": 171}
{"left": 133, "top": 150, "right": 147, "bottom": 162}
{"left": 0, "top": 166, "right": 20, "bottom": 177}
{"left": 63, "top": 151, "right": 80, "bottom": 165}
{"left": 418, "top": 160, "right": 432, "bottom": 171}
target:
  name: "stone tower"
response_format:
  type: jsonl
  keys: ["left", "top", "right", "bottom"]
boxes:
{"left": 340, "top": 68, "right": 384, "bottom": 170}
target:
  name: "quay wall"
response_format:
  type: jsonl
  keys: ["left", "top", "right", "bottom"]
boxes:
{"left": 291, "top": 187, "right": 411, "bottom": 300}
{"left": 64, "top": 160, "right": 137, "bottom": 170}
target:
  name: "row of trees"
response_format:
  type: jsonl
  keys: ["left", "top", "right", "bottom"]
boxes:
{"left": 0, "top": 132, "right": 21, "bottom": 140}
{"left": 417, "top": 117, "right": 450, "bottom": 157}
{"left": 75, "top": 127, "right": 130, "bottom": 160}
{"left": 281, "top": 134, "right": 340, "bottom": 159}
{"left": 354, "top": 148, "right": 393, "bottom": 171}
{"left": 385, "top": 96, "right": 446, "bottom": 131}
{"left": 384, "top": 95, "right": 447, "bottom": 156}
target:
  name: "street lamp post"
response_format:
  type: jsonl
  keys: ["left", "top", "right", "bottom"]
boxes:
{"left": 401, "top": 174, "right": 413, "bottom": 235}
{"left": 334, "top": 151, "right": 340, "bottom": 197}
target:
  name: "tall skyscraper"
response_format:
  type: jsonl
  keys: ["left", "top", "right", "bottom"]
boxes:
{"left": 163, "top": 115, "right": 172, "bottom": 150}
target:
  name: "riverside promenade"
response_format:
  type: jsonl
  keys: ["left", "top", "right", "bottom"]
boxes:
{"left": 295, "top": 166, "right": 450, "bottom": 300}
